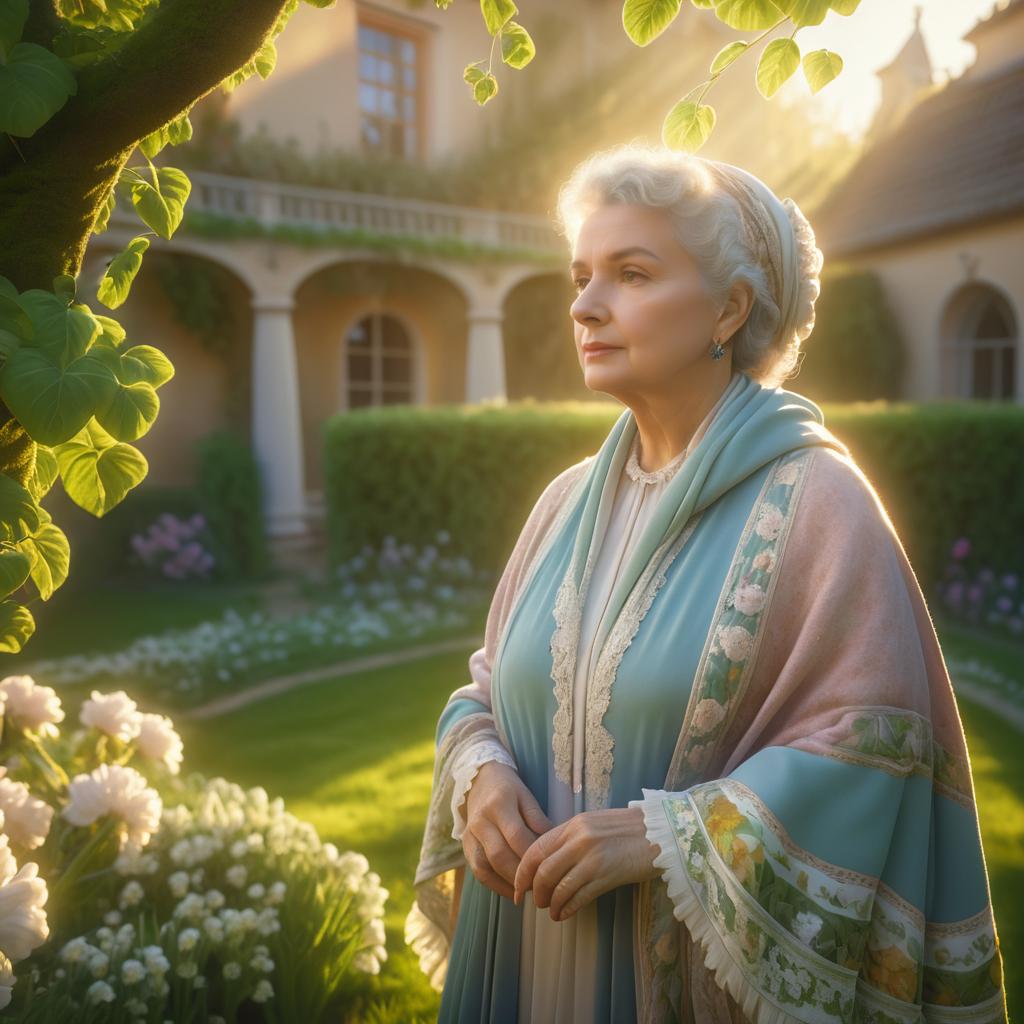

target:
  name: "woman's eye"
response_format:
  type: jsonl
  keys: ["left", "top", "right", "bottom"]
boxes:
{"left": 572, "top": 278, "right": 588, "bottom": 292}
{"left": 622, "top": 270, "right": 644, "bottom": 283}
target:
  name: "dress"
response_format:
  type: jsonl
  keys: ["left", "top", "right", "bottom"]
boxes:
{"left": 406, "top": 372, "right": 1008, "bottom": 1024}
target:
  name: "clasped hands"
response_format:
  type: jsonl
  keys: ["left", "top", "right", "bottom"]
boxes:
{"left": 459, "top": 761, "right": 662, "bottom": 923}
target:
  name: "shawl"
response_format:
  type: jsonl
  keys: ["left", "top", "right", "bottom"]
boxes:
{"left": 406, "top": 370, "right": 1009, "bottom": 1024}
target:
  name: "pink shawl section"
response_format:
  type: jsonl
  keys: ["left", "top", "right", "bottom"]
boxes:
{"left": 632, "top": 446, "right": 1007, "bottom": 1023}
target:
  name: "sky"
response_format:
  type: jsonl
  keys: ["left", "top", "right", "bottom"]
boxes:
{"left": 777, "top": 0, "right": 1007, "bottom": 138}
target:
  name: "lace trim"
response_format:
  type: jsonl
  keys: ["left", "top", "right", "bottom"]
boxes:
{"left": 450, "top": 734, "right": 518, "bottom": 841}
{"left": 584, "top": 512, "right": 704, "bottom": 810}
{"left": 624, "top": 432, "right": 690, "bottom": 486}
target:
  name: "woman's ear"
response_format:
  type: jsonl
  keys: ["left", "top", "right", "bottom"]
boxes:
{"left": 715, "top": 279, "right": 754, "bottom": 344}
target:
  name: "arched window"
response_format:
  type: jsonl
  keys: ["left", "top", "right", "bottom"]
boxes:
{"left": 345, "top": 313, "right": 415, "bottom": 408}
{"left": 943, "top": 285, "right": 1018, "bottom": 399}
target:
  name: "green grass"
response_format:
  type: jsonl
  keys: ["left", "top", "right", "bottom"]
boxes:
{"left": 180, "top": 629, "right": 1024, "bottom": 1023}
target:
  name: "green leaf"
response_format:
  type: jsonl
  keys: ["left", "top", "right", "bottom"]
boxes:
{"left": 0, "top": 599, "right": 34, "bottom": 653}
{"left": 128, "top": 166, "right": 191, "bottom": 239}
{"left": 27, "top": 445, "right": 58, "bottom": 502}
{"left": 622, "top": 0, "right": 682, "bottom": 46}
{"left": 463, "top": 62, "right": 487, "bottom": 85}
{"left": 94, "top": 315, "right": 126, "bottom": 349}
{"left": 166, "top": 113, "right": 193, "bottom": 146}
{"left": 690, "top": 0, "right": 715, "bottom": 7}
{"left": 93, "top": 187, "right": 117, "bottom": 234}
{"left": 662, "top": 99, "right": 716, "bottom": 152}
{"left": 756, "top": 37, "right": 800, "bottom": 98}
{"left": 54, "top": 419, "right": 148, "bottom": 516}
{"left": 254, "top": 40, "right": 277, "bottom": 79}
{"left": 0, "top": 0, "right": 28, "bottom": 52}
{"left": 499, "top": 21, "right": 535, "bottom": 69}
{"left": 714, "top": 0, "right": 784, "bottom": 30}
{"left": 95, "top": 379, "right": 158, "bottom": 442}
{"left": 802, "top": 47, "right": 843, "bottom": 93}
{"left": 472, "top": 73, "right": 498, "bottom": 105}
{"left": 771, "top": 0, "right": 830, "bottom": 26}
{"left": 97, "top": 236, "right": 149, "bottom": 310}
{"left": 0, "top": 547, "right": 31, "bottom": 599}
{"left": 0, "top": 290, "right": 120, "bottom": 447}
{"left": 0, "top": 42, "right": 77, "bottom": 137}
{"left": 113, "top": 345, "right": 174, "bottom": 388}
{"left": 829, "top": 0, "right": 860, "bottom": 13}
{"left": 480, "top": 0, "right": 517, "bottom": 36}
{"left": 710, "top": 40, "right": 749, "bottom": 74}
{"left": 53, "top": 274, "right": 76, "bottom": 304}
{"left": 0, "top": 473, "right": 41, "bottom": 543}
{"left": 16, "top": 518, "right": 69, "bottom": 601}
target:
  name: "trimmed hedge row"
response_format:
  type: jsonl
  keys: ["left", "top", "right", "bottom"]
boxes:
{"left": 323, "top": 399, "right": 1024, "bottom": 594}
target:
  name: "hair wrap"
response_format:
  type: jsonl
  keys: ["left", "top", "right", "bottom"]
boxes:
{"left": 703, "top": 160, "right": 800, "bottom": 350}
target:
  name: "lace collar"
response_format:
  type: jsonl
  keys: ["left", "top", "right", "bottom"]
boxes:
{"left": 624, "top": 431, "right": 690, "bottom": 485}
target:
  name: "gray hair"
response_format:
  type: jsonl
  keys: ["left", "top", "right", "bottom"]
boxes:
{"left": 554, "top": 142, "right": 824, "bottom": 389}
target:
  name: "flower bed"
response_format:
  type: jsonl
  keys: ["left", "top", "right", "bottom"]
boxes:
{"left": 0, "top": 678, "right": 388, "bottom": 1021}
{"left": 18, "top": 535, "right": 492, "bottom": 710}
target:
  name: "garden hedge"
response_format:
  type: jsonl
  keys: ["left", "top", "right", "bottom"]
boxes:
{"left": 323, "top": 399, "right": 1024, "bottom": 595}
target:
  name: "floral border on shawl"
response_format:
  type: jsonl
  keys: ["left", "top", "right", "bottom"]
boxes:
{"left": 789, "top": 707, "right": 974, "bottom": 812}
{"left": 637, "top": 447, "right": 815, "bottom": 1023}
{"left": 644, "top": 778, "right": 1007, "bottom": 1024}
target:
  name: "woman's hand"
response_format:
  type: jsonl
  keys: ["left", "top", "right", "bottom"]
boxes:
{"left": 461, "top": 761, "right": 554, "bottom": 900}
{"left": 513, "top": 807, "right": 662, "bottom": 921}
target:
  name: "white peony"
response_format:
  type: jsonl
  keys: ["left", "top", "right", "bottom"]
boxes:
{"left": 691, "top": 699, "right": 726, "bottom": 736}
{"left": 0, "top": 772, "right": 53, "bottom": 850}
{"left": 80, "top": 690, "right": 142, "bottom": 743}
{"left": 0, "top": 840, "right": 48, "bottom": 961}
{"left": 0, "top": 676, "right": 64, "bottom": 737}
{"left": 792, "top": 910, "right": 824, "bottom": 946}
{"left": 135, "top": 713, "right": 183, "bottom": 774}
{"left": 717, "top": 624, "right": 754, "bottom": 663}
{"left": 732, "top": 582, "right": 767, "bottom": 617}
{"left": 755, "top": 503, "right": 786, "bottom": 542}
{"left": 0, "top": 952, "right": 13, "bottom": 1010}
{"left": 63, "top": 764, "right": 162, "bottom": 849}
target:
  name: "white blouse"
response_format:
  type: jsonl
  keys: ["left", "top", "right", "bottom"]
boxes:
{"left": 450, "top": 391, "right": 731, "bottom": 1021}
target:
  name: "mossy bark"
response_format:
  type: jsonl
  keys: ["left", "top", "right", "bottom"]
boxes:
{"left": 0, "top": 0, "right": 293, "bottom": 290}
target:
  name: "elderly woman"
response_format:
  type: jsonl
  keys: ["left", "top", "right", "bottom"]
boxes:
{"left": 405, "top": 144, "right": 1008, "bottom": 1024}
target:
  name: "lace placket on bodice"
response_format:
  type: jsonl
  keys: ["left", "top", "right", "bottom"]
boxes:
{"left": 569, "top": 431, "right": 690, "bottom": 799}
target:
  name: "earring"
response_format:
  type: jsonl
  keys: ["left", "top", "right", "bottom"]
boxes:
{"left": 709, "top": 338, "right": 726, "bottom": 360}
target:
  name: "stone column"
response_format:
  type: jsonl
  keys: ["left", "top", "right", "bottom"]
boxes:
{"left": 465, "top": 306, "right": 507, "bottom": 404}
{"left": 251, "top": 297, "right": 308, "bottom": 538}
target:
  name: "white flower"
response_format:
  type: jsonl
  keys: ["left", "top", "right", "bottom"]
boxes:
{"left": 119, "top": 881, "right": 144, "bottom": 909}
{"left": 202, "top": 916, "right": 225, "bottom": 942}
{"left": 222, "top": 961, "right": 242, "bottom": 980}
{"left": 792, "top": 911, "right": 824, "bottom": 946}
{"left": 141, "top": 945, "right": 169, "bottom": 976}
{"left": 0, "top": 846, "right": 48, "bottom": 961}
{"left": 86, "top": 980, "right": 115, "bottom": 1005}
{"left": 716, "top": 624, "right": 754, "bottom": 663}
{"left": 135, "top": 714, "right": 183, "bottom": 774}
{"left": 0, "top": 952, "right": 14, "bottom": 1011}
{"left": 691, "top": 699, "right": 725, "bottom": 736}
{"left": 751, "top": 548, "right": 777, "bottom": 573}
{"left": 60, "top": 937, "right": 94, "bottom": 964}
{"left": 247, "top": 883, "right": 265, "bottom": 901}
{"left": 177, "top": 928, "right": 200, "bottom": 953}
{"left": 88, "top": 951, "right": 109, "bottom": 978}
{"left": 755, "top": 503, "right": 786, "bottom": 542}
{"left": 80, "top": 690, "right": 142, "bottom": 742}
{"left": 204, "top": 889, "right": 225, "bottom": 910}
{"left": 63, "top": 764, "right": 162, "bottom": 850}
{"left": 168, "top": 871, "right": 190, "bottom": 898}
{"left": 775, "top": 462, "right": 800, "bottom": 487}
{"left": 732, "top": 582, "right": 767, "bottom": 616}
{"left": 176, "top": 960, "right": 198, "bottom": 979}
{"left": 103, "top": 910, "right": 122, "bottom": 927}
{"left": 266, "top": 881, "right": 286, "bottom": 905}
{"left": 0, "top": 677, "right": 63, "bottom": 737}
{"left": 225, "top": 864, "right": 247, "bottom": 889}
{"left": 121, "top": 958, "right": 146, "bottom": 985}
{"left": 0, "top": 773, "right": 53, "bottom": 850}
{"left": 252, "top": 978, "right": 273, "bottom": 1002}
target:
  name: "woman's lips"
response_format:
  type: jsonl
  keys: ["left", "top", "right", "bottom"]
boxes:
{"left": 583, "top": 343, "right": 620, "bottom": 357}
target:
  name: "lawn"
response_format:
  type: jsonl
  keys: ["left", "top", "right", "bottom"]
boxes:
{"left": 179, "top": 627, "right": 1024, "bottom": 1023}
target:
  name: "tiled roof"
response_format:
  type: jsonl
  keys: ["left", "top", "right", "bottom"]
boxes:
{"left": 811, "top": 58, "right": 1024, "bottom": 257}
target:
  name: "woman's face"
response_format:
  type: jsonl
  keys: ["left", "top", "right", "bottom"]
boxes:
{"left": 569, "top": 202, "right": 742, "bottom": 404}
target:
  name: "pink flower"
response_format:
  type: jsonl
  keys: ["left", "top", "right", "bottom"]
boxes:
{"left": 951, "top": 537, "right": 971, "bottom": 560}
